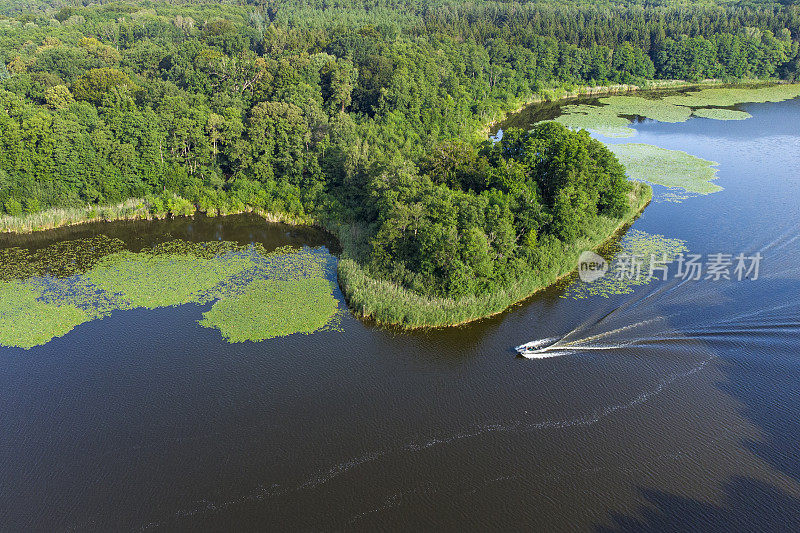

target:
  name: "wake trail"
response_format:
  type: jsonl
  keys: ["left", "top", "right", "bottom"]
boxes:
{"left": 755, "top": 221, "right": 800, "bottom": 256}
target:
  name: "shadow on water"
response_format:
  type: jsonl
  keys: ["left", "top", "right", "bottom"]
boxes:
{"left": 592, "top": 275, "right": 800, "bottom": 532}
{"left": 597, "top": 479, "right": 800, "bottom": 532}
{"left": 0, "top": 212, "right": 340, "bottom": 255}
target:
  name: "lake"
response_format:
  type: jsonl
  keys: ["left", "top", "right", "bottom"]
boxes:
{"left": 2, "top": 96, "right": 800, "bottom": 531}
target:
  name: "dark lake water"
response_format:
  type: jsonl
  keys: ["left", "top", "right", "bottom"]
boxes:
{"left": 2, "top": 98, "right": 800, "bottom": 531}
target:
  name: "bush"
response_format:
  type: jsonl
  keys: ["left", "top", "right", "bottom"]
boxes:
{"left": 4, "top": 199, "right": 23, "bottom": 216}
{"left": 22, "top": 198, "right": 40, "bottom": 214}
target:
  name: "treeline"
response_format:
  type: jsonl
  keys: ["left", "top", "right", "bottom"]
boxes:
{"left": 0, "top": 0, "right": 798, "bottom": 304}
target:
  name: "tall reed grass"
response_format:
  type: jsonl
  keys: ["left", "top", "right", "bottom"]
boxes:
{"left": 0, "top": 198, "right": 151, "bottom": 233}
{"left": 0, "top": 196, "right": 315, "bottom": 234}
{"left": 2, "top": 183, "right": 651, "bottom": 330}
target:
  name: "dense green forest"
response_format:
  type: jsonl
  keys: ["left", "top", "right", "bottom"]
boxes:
{"left": 0, "top": 0, "right": 798, "bottom": 319}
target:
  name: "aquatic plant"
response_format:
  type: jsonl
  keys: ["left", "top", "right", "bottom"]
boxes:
{"left": 600, "top": 96, "right": 694, "bottom": 122}
{"left": 199, "top": 277, "right": 340, "bottom": 343}
{"left": 659, "top": 191, "right": 695, "bottom": 204}
{"left": 546, "top": 85, "right": 800, "bottom": 202}
{"left": 0, "top": 235, "right": 125, "bottom": 281}
{"left": 555, "top": 104, "right": 638, "bottom": 138}
{"left": 86, "top": 250, "right": 256, "bottom": 309}
{"left": 607, "top": 143, "right": 722, "bottom": 196}
{"left": 552, "top": 83, "right": 800, "bottom": 138}
{"left": 0, "top": 281, "right": 91, "bottom": 349}
{"left": 0, "top": 239, "right": 340, "bottom": 349}
{"left": 690, "top": 108, "right": 752, "bottom": 120}
{"left": 562, "top": 229, "right": 689, "bottom": 300}
{"left": 555, "top": 95, "right": 693, "bottom": 138}
{"left": 662, "top": 84, "right": 800, "bottom": 108}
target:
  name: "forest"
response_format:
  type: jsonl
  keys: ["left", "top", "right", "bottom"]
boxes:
{"left": 0, "top": 0, "right": 798, "bottom": 320}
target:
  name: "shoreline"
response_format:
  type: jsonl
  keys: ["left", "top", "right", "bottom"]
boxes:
{"left": 4, "top": 77, "right": 786, "bottom": 329}
{"left": 1, "top": 78, "right": 780, "bottom": 237}
{"left": 0, "top": 197, "right": 316, "bottom": 235}
{"left": 0, "top": 184, "right": 651, "bottom": 330}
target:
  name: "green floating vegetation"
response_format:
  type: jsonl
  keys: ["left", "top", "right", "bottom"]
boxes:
{"left": 0, "top": 238, "right": 340, "bottom": 349}
{"left": 553, "top": 84, "right": 800, "bottom": 138}
{"left": 562, "top": 229, "right": 688, "bottom": 300}
{"left": 0, "top": 235, "right": 126, "bottom": 281}
{"left": 600, "top": 95, "right": 694, "bottom": 122}
{"left": 690, "top": 107, "right": 752, "bottom": 120}
{"left": 555, "top": 95, "right": 693, "bottom": 138}
{"left": 200, "top": 277, "right": 340, "bottom": 343}
{"left": 662, "top": 84, "right": 800, "bottom": 108}
{"left": 86, "top": 251, "right": 255, "bottom": 309}
{"left": 660, "top": 191, "right": 696, "bottom": 203}
{"left": 607, "top": 143, "right": 722, "bottom": 195}
{"left": 548, "top": 85, "right": 800, "bottom": 202}
{"left": 555, "top": 104, "right": 638, "bottom": 138}
{"left": 0, "top": 280, "right": 91, "bottom": 349}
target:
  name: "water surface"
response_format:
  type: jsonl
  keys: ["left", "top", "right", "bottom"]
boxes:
{"left": 2, "top": 100, "right": 800, "bottom": 531}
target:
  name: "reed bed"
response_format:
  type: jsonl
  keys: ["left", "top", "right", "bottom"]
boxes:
{"left": 0, "top": 198, "right": 151, "bottom": 233}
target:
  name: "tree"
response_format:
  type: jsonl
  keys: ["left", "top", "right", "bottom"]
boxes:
{"left": 44, "top": 85, "right": 74, "bottom": 109}
{"left": 72, "top": 68, "right": 137, "bottom": 104}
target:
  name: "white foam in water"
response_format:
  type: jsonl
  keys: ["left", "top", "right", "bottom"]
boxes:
{"left": 520, "top": 348, "right": 573, "bottom": 359}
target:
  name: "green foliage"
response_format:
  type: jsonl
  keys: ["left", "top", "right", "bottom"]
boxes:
{"left": 366, "top": 122, "right": 632, "bottom": 299}
{"left": 44, "top": 84, "right": 73, "bottom": 109}
{"left": 4, "top": 198, "right": 22, "bottom": 216}
{"left": 338, "top": 183, "right": 652, "bottom": 328}
{"left": 72, "top": 67, "right": 136, "bottom": 104}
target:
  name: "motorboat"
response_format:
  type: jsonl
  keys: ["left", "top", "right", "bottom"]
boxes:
{"left": 515, "top": 337, "right": 559, "bottom": 357}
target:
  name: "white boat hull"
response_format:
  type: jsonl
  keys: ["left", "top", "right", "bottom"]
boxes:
{"left": 515, "top": 337, "right": 560, "bottom": 357}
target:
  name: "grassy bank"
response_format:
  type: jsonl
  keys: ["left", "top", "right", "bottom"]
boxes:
{"left": 0, "top": 195, "right": 314, "bottom": 234}
{"left": 337, "top": 182, "right": 652, "bottom": 329}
